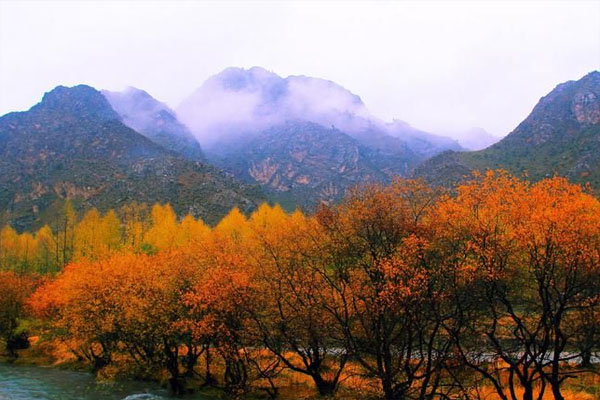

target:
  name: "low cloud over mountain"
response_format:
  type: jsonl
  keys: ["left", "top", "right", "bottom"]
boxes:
{"left": 176, "top": 66, "right": 459, "bottom": 155}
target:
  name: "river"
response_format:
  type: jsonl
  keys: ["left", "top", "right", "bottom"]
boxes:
{"left": 0, "top": 363, "right": 177, "bottom": 400}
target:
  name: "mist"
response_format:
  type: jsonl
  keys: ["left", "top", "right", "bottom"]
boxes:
{"left": 1, "top": 1, "right": 598, "bottom": 139}
{"left": 177, "top": 66, "right": 446, "bottom": 150}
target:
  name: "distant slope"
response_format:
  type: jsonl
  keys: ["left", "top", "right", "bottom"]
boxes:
{"left": 439, "top": 127, "right": 500, "bottom": 151}
{"left": 102, "top": 87, "right": 204, "bottom": 161}
{"left": 384, "top": 120, "right": 461, "bottom": 157}
{"left": 415, "top": 71, "right": 600, "bottom": 188}
{"left": 0, "top": 85, "right": 262, "bottom": 230}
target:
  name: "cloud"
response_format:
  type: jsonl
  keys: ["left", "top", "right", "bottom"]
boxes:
{"left": 176, "top": 67, "right": 384, "bottom": 148}
{"left": 2, "top": 1, "right": 598, "bottom": 138}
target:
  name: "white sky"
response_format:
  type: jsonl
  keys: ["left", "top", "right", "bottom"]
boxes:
{"left": 1, "top": 0, "right": 599, "bottom": 137}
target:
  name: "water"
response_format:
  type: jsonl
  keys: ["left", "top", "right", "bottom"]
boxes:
{"left": 0, "top": 363, "right": 171, "bottom": 400}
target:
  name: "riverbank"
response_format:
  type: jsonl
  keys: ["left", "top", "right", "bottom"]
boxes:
{"left": 1, "top": 337, "right": 225, "bottom": 399}
{"left": 1, "top": 336, "right": 352, "bottom": 399}
{"left": 2, "top": 336, "right": 599, "bottom": 400}
{"left": 0, "top": 362, "right": 171, "bottom": 400}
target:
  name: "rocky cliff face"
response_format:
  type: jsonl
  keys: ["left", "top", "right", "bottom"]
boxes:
{"left": 415, "top": 71, "right": 600, "bottom": 188}
{"left": 0, "top": 85, "right": 262, "bottom": 230}
{"left": 209, "top": 121, "right": 392, "bottom": 208}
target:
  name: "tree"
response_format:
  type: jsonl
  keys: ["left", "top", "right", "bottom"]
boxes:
{"left": 0, "top": 271, "right": 36, "bottom": 359}
{"left": 436, "top": 171, "right": 600, "bottom": 400}
{"left": 35, "top": 225, "right": 58, "bottom": 273}
{"left": 316, "top": 179, "right": 456, "bottom": 400}
{"left": 183, "top": 250, "right": 257, "bottom": 397}
{"left": 248, "top": 204, "right": 349, "bottom": 397}
{"left": 52, "top": 199, "right": 76, "bottom": 267}
{"left": 0, "top": 225, "right": 19, "bottom": 270}
{"left": 29, "top": 251, "right": 204, "bottom": 393}
{"left": 144, "top": 204, "right": 179, "bottom": 252}
{"left": 74, "top": 208, "right": 103, "bottom": 261}
{"left": 119, "top": 202, "right": 151, "bottom": 252}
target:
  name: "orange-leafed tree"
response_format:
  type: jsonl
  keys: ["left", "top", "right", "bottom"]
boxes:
{"left": 316, "top": 179, "right": 455, "bottom": 400}
{"left": 246, "top": 204, "right": 349, "bottom": 397}
{"left": 28, "top": 251, "right": 204, "bottom": 394}
{"left": 436, "top": 171, "right": 600, "bottom": 400}
{"left": 518, "top": 177, "right": 600, "bottom": 400}
{"left": 182, "top": 249, "right": 257, "bottom": 397}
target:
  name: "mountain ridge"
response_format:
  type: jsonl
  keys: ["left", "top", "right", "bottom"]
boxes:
{"left": 178, "top": 67, "right": 461, "bottom": 207}
{"left": 208, "top": 120, "right": 393, "bottom": 208}
{"left": 177, "top": 66, "right": 460, "bottom": 155}
{"left": 0, "top": 85, "right": 262, "bottom": 231}
{"left": 414, "top": 71, "right": 600, "bottom": 187}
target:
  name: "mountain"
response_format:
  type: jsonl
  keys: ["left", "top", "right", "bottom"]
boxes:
{"left": 177, "top": 67, "right": 460, "bottom": 206}
{"left": 176, "top": 67, "right": 460, "bottom": 156}
{"left": 415, "top": 71, "right": 600, "bottom": 187}
{"left": 0, "top": 85, "right": 262, "bottom": 231}
{"left": 440, "top": 127, "right": 500, "bottom": 151}
{"left": 102, "top": 87, "right": 204, "bottom": 160}
{"left": 177, "top": 67, "right": 363, "bottom": 148}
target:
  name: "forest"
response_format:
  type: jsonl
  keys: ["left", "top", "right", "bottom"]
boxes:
{"left": 1, "top": 170, "right": 599, "bottom": 400}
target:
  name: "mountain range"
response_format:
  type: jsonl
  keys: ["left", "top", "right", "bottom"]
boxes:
{"left": 0, "top": 85, "right": 261, "bottom": 230}
{"left": 0, "top": 68, "right": 598, "bottom": 230}
{"left": 177, "top": 67, "right": 461, "bottom": 205}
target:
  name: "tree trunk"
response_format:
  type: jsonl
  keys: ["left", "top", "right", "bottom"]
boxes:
{"left": 522, "top": 383, "right": 533, "bottom": 400}
{"left": 580, "top": 349, "right": 592, "bottom": 368}
{"left": 312, "top": 373, "right": 337, "bottom": 397}
{"left": 164, "top": 342, "right": 185, "bottom": 395}
{"left": 550, "top": 382, "right": 565, "bottom": 400}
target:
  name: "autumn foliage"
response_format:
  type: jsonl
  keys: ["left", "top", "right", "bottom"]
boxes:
{"left": 2, "top": 171, "right": 600, "bottom": 399}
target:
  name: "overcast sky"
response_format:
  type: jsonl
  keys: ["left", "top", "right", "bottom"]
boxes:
{"left": 1, "top": 0, "right": 599, "bottom": 137}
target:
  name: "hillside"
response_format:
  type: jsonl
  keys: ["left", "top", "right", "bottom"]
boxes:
{"left": 415, "top": 71, "right": 600, "bottom": 187}
{"left": 0, "top": 85, "right": 262, "bottom": 230}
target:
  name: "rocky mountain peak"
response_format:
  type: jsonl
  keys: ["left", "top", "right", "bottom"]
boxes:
{"left": 176, "top": 66, "right": 450, "bottom": 157}
{"left": 505, "top": 70, "right": 600, "bottom": 146}
{"left": 414, "top": 70, "right": 600, "bottom": 189}
{"left": 211, "top": 66, "right": 282, "bottom": 92}
{"left": 35, "top": 84, "right": 120, "bottom": 122}
{"left": 0, "top": 84, "right": 262, "bottom": 230}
